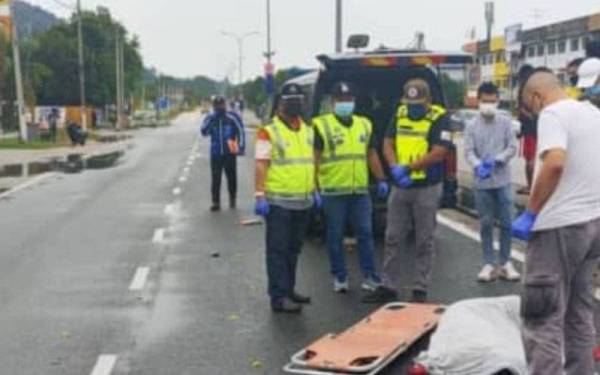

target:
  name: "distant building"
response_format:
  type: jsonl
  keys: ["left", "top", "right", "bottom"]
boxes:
{"left": 466, "top": 12, "right": 600, "bottom": 95}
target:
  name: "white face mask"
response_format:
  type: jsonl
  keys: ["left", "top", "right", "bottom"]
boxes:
{"left": 479, "top": 103, "right": 498, "bottom": 118}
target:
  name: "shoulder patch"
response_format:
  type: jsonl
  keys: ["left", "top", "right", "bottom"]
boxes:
{"left": 441, "top": 130, "right": 452, "bottom": 141}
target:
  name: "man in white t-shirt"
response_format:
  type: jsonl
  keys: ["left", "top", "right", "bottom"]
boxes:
{"left": 512, "top": 68, "right": 600, "bottom": 375}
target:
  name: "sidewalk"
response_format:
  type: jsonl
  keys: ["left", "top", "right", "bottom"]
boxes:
{"left": 0, "top": 133, "right": 135, "bottom": 195}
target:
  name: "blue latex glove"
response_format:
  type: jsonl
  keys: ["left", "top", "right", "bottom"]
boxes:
{"left": 483, "top": 156, "right": 496, "bottom": 169}
{"left": 390, "top": 165, "right": 410, "bottom": 183}
{"left": 397, "top": 175, "right": 413, "bottom": 188}
{"left": 511, "top": 210, "right": 537, "bottom": 241}
{"left": 475, "top": 164, "right": 492, "bottom": 180}
{"left": 313, "top": 192, "right": 323, "bottom": 209}
{"left": 254, "top": 197, "right": 270, "bottom": 217}
{"left": 376, "top": 181, "right": 390, "bottom": 199}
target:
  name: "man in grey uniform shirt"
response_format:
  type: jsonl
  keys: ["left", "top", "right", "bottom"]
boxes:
{"left": 465, "top": 82, "right": 520, "bottom": 282}
{"left": 513, "top": 68, "right": 600, "bottom": 375}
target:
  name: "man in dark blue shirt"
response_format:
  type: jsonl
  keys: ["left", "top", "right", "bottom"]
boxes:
{"left": 200, "top": 96, "right": 245, "bottom": 211}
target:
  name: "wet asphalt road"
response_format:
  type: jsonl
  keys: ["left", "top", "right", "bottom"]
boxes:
{"left": 0, "top": 112, "right": 521, "bottom": 375}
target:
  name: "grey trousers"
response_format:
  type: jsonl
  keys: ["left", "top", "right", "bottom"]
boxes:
{"left": 522, "top": 218, "right": 600, "bottom": 375}
{"left": 382, "top": 184, "right": 442, "bottom": 292}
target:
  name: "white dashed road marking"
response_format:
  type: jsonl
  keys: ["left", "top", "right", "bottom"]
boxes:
{"left": 437, "top": 214, "right": 525, "bottom": 264}
{"left": 89, "top": 355, "right": 117, "bottom": 375}
{"left": 172, "top": 187, "right": 182, "bottom": 196}
{"left": 128, "top": 267, "right": 150, "bottom": 291}
{"left": 152, "top": 228, "right": 165, "bottom": 243}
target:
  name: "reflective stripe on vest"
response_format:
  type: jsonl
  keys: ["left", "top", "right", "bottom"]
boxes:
{"left": 395, "top": 104, "right": 446, "bottom": 181}
{"left": 262, "top": 116, "right": 315, "bottom": 199}
{"left": 314, "top": 114, "right": 371, "bottom": 195}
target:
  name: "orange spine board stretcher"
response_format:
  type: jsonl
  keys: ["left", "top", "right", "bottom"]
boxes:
{"left": 284, "top": 303, "right": 444, "bottom": 374}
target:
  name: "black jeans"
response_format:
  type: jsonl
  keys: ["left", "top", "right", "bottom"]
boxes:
{"left": 265, "top": 205, "right": 310, "bottom": 305}
{"left": 210, "top": 154, "right": 237, "bottom": 205}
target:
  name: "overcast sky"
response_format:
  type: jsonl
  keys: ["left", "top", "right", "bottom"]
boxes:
{"left": 28, "top": 0, "right": 600, "bottom": 81}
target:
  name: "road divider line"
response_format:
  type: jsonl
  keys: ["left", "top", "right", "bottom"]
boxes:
{"left": 437, "top": 214, "right": 525, "bottom": 264}
{"left": 89, "top": 355, "right": 117, "bottom": 375}
{"left": 0, "top": 172, "right": 57, "bottom": 200}
{"left": 179, "top": 176, "right": 187, "bottom": 183}
{"left": 152, "top": 228, "right": 165, "bottom": 243}
{"left": 164, "top": 204, "right": 174, "bottom": 215}
{"left": 172, "top": 187, "right": 182, "bottom": 196}
{"left": 128, "top": 267, "right": 150, "bottom": 291}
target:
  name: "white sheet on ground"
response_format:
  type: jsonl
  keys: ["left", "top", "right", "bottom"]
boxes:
{"left": 415, "top": 296, "right": 527, "bottom": 375}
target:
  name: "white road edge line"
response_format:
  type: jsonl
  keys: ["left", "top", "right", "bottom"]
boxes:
{"left": 89, "top": 354, "right": 117, "bottom": 375}
{"left": 0, "top": 172, "right": 57, "bottom": 199}
{"left": 152, "top": 228, "right": 165, "bottom": 243}
{"left": 128, "top": 267, "right": 150, "bottom": 291}
{"left": 437, "top": 214, "right": 525, "bottom": 264}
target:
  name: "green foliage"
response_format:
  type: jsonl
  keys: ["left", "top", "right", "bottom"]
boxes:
{"left": 25, "top": 7, "right": 144, "bottom": 107}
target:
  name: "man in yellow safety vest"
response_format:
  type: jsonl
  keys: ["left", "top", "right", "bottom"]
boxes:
{"left": 363, "top": 78, "right": 452, "bottom": 304}
{"left": 254, "top": 83, "right": 318, "bottom": 313}
{"left": 313, "top": 82, "right": 389, "bottom": 293}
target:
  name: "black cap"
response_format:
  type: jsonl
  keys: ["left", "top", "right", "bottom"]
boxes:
{"left": 280, "top": 83, "right": 305, "bottom": 99}
{"left": 330, "top": 81, "right": 355, "bottom": 98}
{"left": 213, "top": 95, "right": 226, "bottom": 106}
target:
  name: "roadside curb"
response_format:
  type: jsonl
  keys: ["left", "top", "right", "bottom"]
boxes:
{"left": 0, "top": 172, "right": 58, "bottom": 200}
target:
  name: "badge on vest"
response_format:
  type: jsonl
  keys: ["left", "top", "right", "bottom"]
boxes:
{"left": 359, "top": 133, "right": 367, "bottom": 143}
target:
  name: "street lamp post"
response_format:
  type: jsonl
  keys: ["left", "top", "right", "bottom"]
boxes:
{"left": 220, "top": 30, "right": 259, "bottom": 85}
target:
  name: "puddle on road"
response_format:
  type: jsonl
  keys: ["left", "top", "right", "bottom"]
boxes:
{"left": 0, "top": 151, "right": 126, "bottom": 181}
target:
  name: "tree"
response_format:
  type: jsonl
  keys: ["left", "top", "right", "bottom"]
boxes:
{"left": 25, "top": 6, "right": 143, "bottom": 107}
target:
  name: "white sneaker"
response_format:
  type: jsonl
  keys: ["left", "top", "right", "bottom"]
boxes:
{"left": 477, "top": 264, "right": 496, "bottom": 282}
{"left": 500, "top": 262, "right": 521, "bottom": 282}
{"left": 361, "top": 277, "right": 382, "bottom": 292}
{"left": 333, "top": 278, "right": 349, "bottom": 293}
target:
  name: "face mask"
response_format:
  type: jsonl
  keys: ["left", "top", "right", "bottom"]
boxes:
{"left": 479, "top": 103, "right": 498, "bottom": 118}
{"left": 334, "top": 101, "right": 355, "bottom": 118}
{"left": 407, "top": 104, "right": 428, "bottom": 121}
{"left": 284, "top": 100, "right": 304, "bottom": 117}
{"left": 570, "top": 76, "right": 579, "bottom": 87}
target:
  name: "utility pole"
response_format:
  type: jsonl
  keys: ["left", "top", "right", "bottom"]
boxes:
{"left": 77, "top": 0, "right": 87, "bottom": 128}
{"left": 115, "top": 32, "right": 122, "bottom": 128}
{"left": 9, "top": 0, "right": 27, "bottom": 141}
{"left": 265, "top": 0, "right": 273, "bottom": 64}
{"left": 335, "top": 0, "right": 342, "bottom": 53}
{"left": 119, "top": 35, "right": 125, "bottom": 123}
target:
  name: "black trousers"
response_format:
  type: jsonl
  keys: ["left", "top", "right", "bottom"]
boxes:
{"left": 210, "top": 154, "right": 237, "bottom": 205}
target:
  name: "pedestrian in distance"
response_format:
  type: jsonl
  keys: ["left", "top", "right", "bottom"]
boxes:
{"left": 363, "top": 78, "right": 453, "bottom": 304}
{"left": 464, "top": 82, "right": 520, "bottom": 283}
{"left": 48, "top": 108, "right": 59, "bottom": 143}
{"left": 513, "top": 68, "right": 600, "bottom": 375}
{"left": 200, "top": 96, "right": 245, "bottom": 212}
{"left": 313, "top": 81, "right": 389, "bottom": 294}
{"left": 254, "top": 83, "right": 317, "bottom": 313}
{"left": 516, "top": 65, "right": 537, "bottom": 196}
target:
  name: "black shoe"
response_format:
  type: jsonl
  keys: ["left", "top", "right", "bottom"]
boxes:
{"left": 210, "top": 204, "right": 221, "bottom": 212}
{"left": 290, "top": 292, "right": 311, "bottom": 304}
{"left": 271, "top": 298, "right": 302, "bottom": 313}
{"left": 411, "top": 289, "right": 428, "bottom": 303}
{"left": 362, "top": 286, "right": 398, "bottom": 304}
{"left": 229, "top": 199, "right": 236, "bottom": 209}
